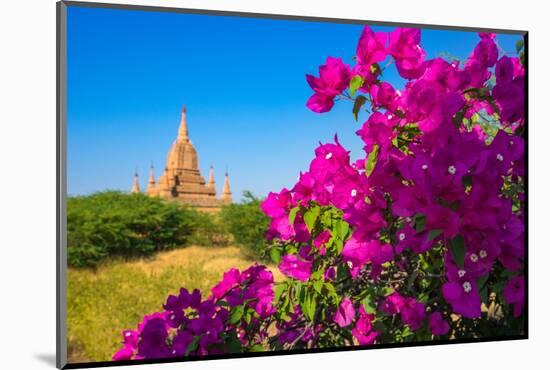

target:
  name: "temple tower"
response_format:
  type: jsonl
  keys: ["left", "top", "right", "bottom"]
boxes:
{"left": 138, "top": 106, "right": 232, "bottom": 211}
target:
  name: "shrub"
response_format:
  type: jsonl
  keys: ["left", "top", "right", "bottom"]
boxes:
{"left": 67, "top": 191, "right": 197, "bottom": 268}
{"left": 219, "top": 191, "right": 271, "bottom": 260}
{"left": 187, "top": 211, "right": 231, "bottom": 247}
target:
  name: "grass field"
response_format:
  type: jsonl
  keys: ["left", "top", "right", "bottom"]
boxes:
{"left": 67, "top": 246, "right": 282, "bottom": 363}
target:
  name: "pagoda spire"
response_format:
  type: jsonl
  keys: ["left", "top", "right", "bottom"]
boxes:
{"left": 177, "top": 105, "right": 189, "bottom": 142}
{"left": 147, "top": 162, "right": 156, "bottom": 188}
{"left": 131, "top": 169, "right": 140, "bottom": 193}
{"left": 221, "top": 169, "right": 232, "bottom": 203}
{"left": 208, "top": 163, "right": 216, "bottom": 192}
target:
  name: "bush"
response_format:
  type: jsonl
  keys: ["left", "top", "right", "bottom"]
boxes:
{"left": 67, "top": 191, "right": 198, "bottom": 268}
{"left": 187, "top": 211, "right": 232, "bottom": 247}
{"left": 220, "top": 191, "right": 271, "bottom": 260}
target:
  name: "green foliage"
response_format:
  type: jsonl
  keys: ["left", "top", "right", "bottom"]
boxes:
{"left": 220, "top": 191, "right": 271, "bottom": 261}
{"left": 186, "top": 211, "right": 231, "bottom": 247}
{"left": 349, "top": 75, "right": 364, "bottom": 97}
{"left": 353, "top": 95, "right": 367, "bottom": 121}
{"left": 68, "top": 191, "right": 207, "bottom": 268}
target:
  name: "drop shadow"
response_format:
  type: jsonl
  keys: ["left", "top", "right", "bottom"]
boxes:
{"left": 34, "top": 353, "right": 57, "bottom": 367}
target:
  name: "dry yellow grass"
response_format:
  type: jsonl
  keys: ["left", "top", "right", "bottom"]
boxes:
{"left": 67, "top": 246, "right": 282, "bottom": 363}
{"left": 131, "top": 245, "right": 282, "bottom": 281}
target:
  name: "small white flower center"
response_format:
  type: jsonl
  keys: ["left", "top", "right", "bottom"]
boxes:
{"left": 325, "top": 152, "right": 333, "bottom": 160}
{"left": 351, "top": 189, "right": 357, "bottom": 197}
{"left": 479, "top": 250, "right": 487, "bottom": 258}
{"left": 422, "top": 164, "right": 428, "bottom": 170}
{"left": 399, "top": 232, "right": 406, "bottom": 241}
{"left": 448, "top": 165, "right": 457, "bottom": 175}
{"left": 470, "top": 254, "right": 479, "bottom": 263}
{"left": 462, "top": 281, "right": 472, "bottom": 293}
{"left": 458, "top": 269, "right": 466, "bottom": 278}
{"left": 496, "top": 154, "right": 504, "bottom": 161}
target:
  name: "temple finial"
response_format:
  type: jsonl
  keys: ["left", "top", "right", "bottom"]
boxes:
{"left": 147, "top": 162, "right": 156, "bottom": 187}
{"left": 132, "top": 169, "right": 140, "bottom": 193}
{"left": 207, "top": 163, "right": 216, "bottom": 193}
{"left": 178, "top": 105, "right": 189, "bottom": 142}
{"left": 221, "top": 169, "right": 232, "bottom": 203}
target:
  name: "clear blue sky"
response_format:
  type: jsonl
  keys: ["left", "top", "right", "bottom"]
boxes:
{"left": 66, "top": 6, "right": 521, "bottom": 201}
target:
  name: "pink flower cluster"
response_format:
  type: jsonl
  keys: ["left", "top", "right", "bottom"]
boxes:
{"left": 272, "top": 27, "right": 525, "bottom": 323}
{"left": 114, "top": 26, "right": 525, "bottom": 360}
{"left": 113, "top": 265, "right": 274, "bottom": 360}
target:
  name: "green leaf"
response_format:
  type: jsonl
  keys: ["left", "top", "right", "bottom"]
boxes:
{"left": 349, "top": 75, "right": 364, "bottom": 97}
{"left": 352, "top": 95, "right": 367, "bottom": 121}
{"left": 361, "top": 294, "right": 376, "bottom": 314}
{"left": 303, "top": 205, "right": 321, "bottom": 232}
{"left": 462, "top": 175, "right": 473, "bottom": 189}
{"left": 270, "top": 247, "right": 282, "bottom": 264}
{"left": 228, "top": 305, "right": 244, "bottom": 324}
{"left": 333, "top": 219, "right": 350, "bottom": 241}
{"left": 274, "top": 282, "right": 286, "bottom": 303}
{"left": 365, "top": 144, "right": 379, "bottom": 177}
{"left": 515, "top": 39, "right": 524, "bottom": 54}
{"left": 381, "top": 286, "right": 394, "bottom": 296}
{"left": 450, "top": 235, "right": 466, "bottom": 268}
{"left": 249, "top": 344, "right": 264, "bottom": 352}
{"left": 414, "top": 214, "right": 426, "bottom": 232}
{"left": 427, "top": 229, "right": 443, "bottom": 241}
{"left": 477, "top": 274, "right": 489, "bottom": 290}
{"left": 313, "top": 279, "right": 323, "bottom": 294}
{"left": 288, "top": 206, "right": 300, "bottom": 226}
{"left": 185, "top": 336, "right": 201, "bottom": 356}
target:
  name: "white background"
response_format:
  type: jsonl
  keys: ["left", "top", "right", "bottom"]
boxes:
{"left": 0, "top": 0, "right": 547, "bottom": 369}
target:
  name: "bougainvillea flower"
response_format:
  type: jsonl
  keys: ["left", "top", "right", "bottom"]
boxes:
{"left": 356, "top": 26, "right": 387, "bottom": 66}
{"left": 352, "top": 306, "right": 379, "bottom": 345}
{"left": 261, "top": 188, "right": 294, "bottom": 219}
{"left": 400, "top": 298, "right": 426, "bottom": 331}
{"left": 428, "top": 312, "right": 450, "bottom": 335}
{"left": 306, "top": 56, "right": 351, "bottom": 113}
{"left": 442, "top": 280, "right": 481, "bottom": 318}
{"left": 242, "top": 265, "right": 275, "bottom": 318}
{"left": 472, "top": 37, "right": 498, "bottom": 69}
{"left": 493, "top": 76, "right": 525, "bottom": 124}
{"left": 356, "top": 112, "right": 395, "bottom": 159}
{"left": 380, "top": 292, "right": 406, "bottom": 314}
{"left": 112, "top": 344, "right": 135, "bottom": 361}
{"left": 137, "top": 317, "right": 171, "bottom": 359}
{"left": 334, "top": 297, "right": 356, "bottom": 328}
{"left": 503, "top": 275, "right": 525, "bottom": 317}
{"left": 278, "top": 254, "right": 312, "bottom": 281}
{"left": 388, "top": 28, "right": 427, "bottom": 79}
{"left": 425, "top": 204, "right": 461, "bottom": 239}
{"left": 211, "top": 268, "right": 242, "bottom": 300}
{"left": 313, "top": 230, "right": 331, "bottom": 255}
